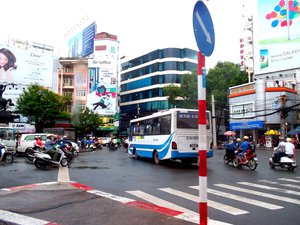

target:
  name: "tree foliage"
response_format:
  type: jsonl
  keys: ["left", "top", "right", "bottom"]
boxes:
{"left": 71, "top": 108, "right": 102, "bottom": 136}
{"left": 206, "top": 61, "right": 248, "bottom": 110}
{"left": 15, "top": 84, "right": 70, "bottom": 132}
{"left": 163, "top": 61, "right": 247, "bottom": 112}
{"left": 163, "top": 72, "right": 198, "bottom": 109}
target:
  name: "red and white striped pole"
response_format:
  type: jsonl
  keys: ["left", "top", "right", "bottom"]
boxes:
{"left": 197, "top": 51, "right": 207, "bottom": 225}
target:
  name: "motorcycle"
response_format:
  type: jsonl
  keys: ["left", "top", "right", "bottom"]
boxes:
{"left": 59, "top": 144, "right": 74, "bottom": 164}
{"left": 269, "top": 148, "right": 297, "bottom": 171}
{"left": 108, "top": 141, "right": 118, "bottom": 151}
{"left": 0, "top": 142, "right": 14, "bottom": 164}
{"left": 232, "top": 148, "right": 258, "bottom": 170}
{"left": 223, "top": 144, "right": 238, "bottom": 165}
{"left": 33, "top": 146, "right": 68, "bottom": 169}
{"left": 26, "top": 147, "right": 44, "bottom": 162}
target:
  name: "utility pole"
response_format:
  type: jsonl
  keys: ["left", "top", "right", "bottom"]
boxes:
{"left": 212, "top": 95, "right": 217, "bottom": 148}
{"left": 280, "top": 95, "right": 287, "bottom": 138}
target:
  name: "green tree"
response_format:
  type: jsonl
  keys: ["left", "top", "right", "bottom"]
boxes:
{"left": 206, "top": 61, "right": 248, "bottom": 110}
{"left": 163, "top": 72, "right": 198, "bottom": 109}
{"left": 71, "top": 108, "right": 102, "bottom": 136}
{"left": 15, "top": 84, "right": 70, "bottom": 132}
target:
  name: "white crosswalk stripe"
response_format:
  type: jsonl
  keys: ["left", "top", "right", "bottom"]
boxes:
{"left": 214, "top": 184, "right": 300, "bottom": 205}
{"left": 159, "top": 187, "right": 248, "bottom": 215}
{"left": 277, "top": 178, "right": 300, "bottom": 183}
{"left": 125, "top": 177, "right": 300, "bottom": 222}
{"left": 238, "top": 182, "right": 300, "bottom": 196}
{"left": 259, "top": 179, "right": 300, "bottom": 190}
{"left": 189, "top": 186, "right": 282, "bottom": 210}
{"left": 126, "top": 190, "right": 232, "bottom": 225}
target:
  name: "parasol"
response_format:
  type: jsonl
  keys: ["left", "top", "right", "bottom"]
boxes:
{"left": 224, "top": 131, "right": 236, "bottom": 136}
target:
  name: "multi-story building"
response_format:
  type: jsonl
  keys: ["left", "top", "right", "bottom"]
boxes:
{"left": 229, "top": 0, "right": 300, "bottom": 147}
{"left": 119, "top": 47, "right": 198, "bottom": 134}
{"left": 58, "top": 32, "right": 120, "bottom": 137}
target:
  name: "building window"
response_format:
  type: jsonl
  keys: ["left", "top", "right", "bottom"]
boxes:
{"left": 76, "top": 90, "right": 86, "bottom": 97}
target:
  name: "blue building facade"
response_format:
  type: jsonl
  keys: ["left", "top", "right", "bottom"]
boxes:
{"left": 119, "top": 48, "right": 198, "bottom": 133}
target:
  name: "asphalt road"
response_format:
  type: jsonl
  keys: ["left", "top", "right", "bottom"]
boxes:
{"left": 0, "top": 146, "right": 300, "bottom": 225}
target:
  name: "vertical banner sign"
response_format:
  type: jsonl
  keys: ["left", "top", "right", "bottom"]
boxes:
{"left": 193, "top": 1, "right": 215, "bottom": 225}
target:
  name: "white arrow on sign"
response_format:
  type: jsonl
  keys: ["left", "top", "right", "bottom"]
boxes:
{"left": 195, "top": 11, "right": 212, "bottom": 44}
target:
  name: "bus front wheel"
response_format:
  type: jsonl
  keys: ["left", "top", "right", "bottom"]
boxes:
{"left": 153, "top": 151, "right": 160, "bottom": 165}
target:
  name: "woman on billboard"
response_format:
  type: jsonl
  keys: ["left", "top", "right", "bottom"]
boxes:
{"left": 0, "top": 48, "right": 17, "bottom": 81}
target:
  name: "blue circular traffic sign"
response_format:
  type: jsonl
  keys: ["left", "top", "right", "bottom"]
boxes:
{"left": 193, "top": 1, "right": 215, "bottom": 56}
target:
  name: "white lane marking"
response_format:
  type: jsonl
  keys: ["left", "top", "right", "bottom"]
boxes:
{"left": 88, "top": 190, "right": 135, "bottom": 204}
{"left": 0, "top": 209, "right": 51, "bottom": 225}
{"left": 126, "top": 190, "right": 232, "bottom": 225}
{"left": 215, "top": 184, "right": 300, "bottom": 205}
{"left": 190, "top": 186, "right": 282, "bottom": 210}
{"left": 160, "top": 187, "right": 248, "bottom": 215}
{"left": 278, "top": 178, "right": 300, "bottom": 183}
{"left": 238, "top": 182, "right": 300, "bottom": 196}
{"left": 259, "top": 180, "right": 300, "bottom": 190}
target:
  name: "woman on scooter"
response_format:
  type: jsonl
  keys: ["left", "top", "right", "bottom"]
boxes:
{"left": 33, "top": 136, "right": 44, "bottom": 150}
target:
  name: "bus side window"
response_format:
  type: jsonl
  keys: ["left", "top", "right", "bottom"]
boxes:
{"left": 161, "top": 115, "right": 171, "bottom": 134}
{"left": 133, "top": 124, "right": 139, "bottom": 136}
{"left": 139, "top": 125, "right": 145, "bottom": 136}
{"left": 145, "top": 124, "right": 152, "bottom": 135}
{"left": 152, "top": 117, "right": 160, "bottom": 135}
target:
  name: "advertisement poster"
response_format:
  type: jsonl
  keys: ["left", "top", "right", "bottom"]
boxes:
{"left": 254, "top": 0, "right": 300, "bottom": 74}
{"left": 0, "top": 44, "right": 54, "bottom": 86}
{"left": 68, "top": 22, "right": 96, "bottom": 58}
{"left": 86, "top": 58, "right": 118, "bottom": 116}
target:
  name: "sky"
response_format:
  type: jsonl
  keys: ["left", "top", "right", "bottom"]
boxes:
{"left": 1, "top": 0, "right": 255, "bottom": 69}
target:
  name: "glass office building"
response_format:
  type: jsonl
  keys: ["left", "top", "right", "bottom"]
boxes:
{"left": 119, "top": 48, "right": 198, "bottom": 133}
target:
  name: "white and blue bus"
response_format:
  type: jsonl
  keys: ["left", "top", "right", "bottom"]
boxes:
{"left": 128, "top": 108, "right": 213, "bottom": 165}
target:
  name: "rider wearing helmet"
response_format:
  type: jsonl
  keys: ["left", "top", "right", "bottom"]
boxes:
{"left": 238, "top": 136, "right": 251, "bottom": 163}
{"left": 33, "top": 136, "right": 44, "bottom": 150}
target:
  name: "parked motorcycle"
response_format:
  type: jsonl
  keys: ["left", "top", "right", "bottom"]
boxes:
{"left": 33, "top": 147, "right": 68, "bottom": 169}
{"left": 0, "top": 142, "right": 14, "bottom": 164}
{"left": 269, "top": 148, "right": 297, "bottom": 171}
{"left": 232, "top": 149, "right": 258, "bottom": 170}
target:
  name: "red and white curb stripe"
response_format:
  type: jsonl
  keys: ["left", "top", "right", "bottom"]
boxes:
{"left": 1, "top": 181, "right": 231, "bottom": 225}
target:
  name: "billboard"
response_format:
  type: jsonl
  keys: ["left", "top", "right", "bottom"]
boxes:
{"left": 86, "top": 58, "right": 118, "bottom": 115}
{"left": 0, "top": 44, "right": 54, "bottom": 86}
{"left": 68, "top": 22, "right": 96, "bottom": 58}
{"left": 254, "top": 0, "right": 300, "bottom": 74}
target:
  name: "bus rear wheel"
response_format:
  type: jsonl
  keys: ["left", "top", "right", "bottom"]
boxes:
{"left": 153, "top": 151, "right": 160, "bottom": 165}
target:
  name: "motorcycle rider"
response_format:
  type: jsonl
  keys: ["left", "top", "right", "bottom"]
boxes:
{"left": 273, "top": 136, "right": 286, "bottom": 162}
{"left": 33, "top": 136, "right": 44, "bottom": 150}
{"left": 237, "top": 136, "right": 251, "bottom": 163}
{"left": 44, "top": 134, "right": 59, "bottom": 160}
{"left": 284, "top": 137, "right": 296, "bottom": 157}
